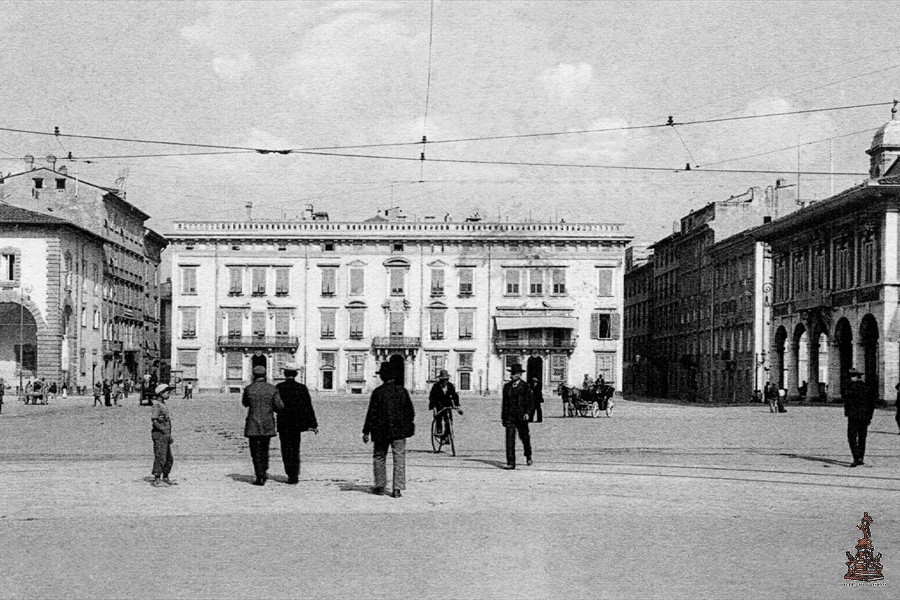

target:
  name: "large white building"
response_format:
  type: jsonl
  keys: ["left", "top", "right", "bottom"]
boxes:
{"left": 166, "top": 212, "right": 631, "bottom": 395}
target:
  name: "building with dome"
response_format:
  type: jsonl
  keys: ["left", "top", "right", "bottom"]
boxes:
{"left": 754, "top": 108, "right": 900, "bottom": 404}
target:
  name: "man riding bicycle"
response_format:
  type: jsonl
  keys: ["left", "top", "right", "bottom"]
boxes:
{"left": 429, "top": 369, "right": 462, "bottom": 442}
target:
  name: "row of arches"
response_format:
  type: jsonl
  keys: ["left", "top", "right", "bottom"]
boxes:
{"left": 770, "top": 314, "right": 879, "bottom": 400}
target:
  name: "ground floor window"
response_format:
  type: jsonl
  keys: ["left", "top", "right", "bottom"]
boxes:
{"left": 458, "top": 371, "right": 471, "bottom": 391}
{"left": 273, "top": 352, "right": 293, "bottom": 380}
{"left": 347, "top": 352, "right": 365, "bottom": 382}
{"left": 550, "top": 354, "right": 567, "bottom": 382}
{"left": 320, "top": 352, "right": 335, "bottom": 389}
{"left": 427, "top": 353, "right": 447, "bottom": 382}
{"left": 226, "top": 352, "right": 242, "bottom": 382}
{"left": 457, "top": 352, "right": 473, "bottom": 391}
{"left": 595, "top": 352, "right": 616, "bottom": 384}
{"left": 178, "top": 350, "right": 198, "bottom": 380}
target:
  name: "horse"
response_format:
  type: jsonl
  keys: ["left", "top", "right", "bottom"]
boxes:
{"left": 555, "top": 382, "right": 580, "bottom": 417}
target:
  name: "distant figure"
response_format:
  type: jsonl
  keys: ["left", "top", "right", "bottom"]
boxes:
{"left": 844, "top": 370, "right": 876, "bottom": 467}
{"left": 103, "top": 379, "right": 111, "bottom": 407}
{"left": 276, "top": 363, "right": 318, "bottom": 484}
{"left": 242, "top": 365, "right": 284, "bottom": 486}
{"left": 529, "top": 377, "right": 543, "bottom": 423}
{"left": 799, "top": 380, "right": 808, "bottom": 397}
{"left": 150, "top": 384, "right": 176, "bottom": 487}
{"left": 48, "top": 382, "right": 58, "bottom": 402}
{"left": 363, "top": 362, "right": 415, "bottom": 498}
{"left": 33, "top": 379, "right": 44, "bottom": 405}
{"left": 93, "top": 382, "right": 102, "bottom": 407}
{"left": 428, "top": 369, "right": 461, "bottom": 441}
{"left": 502, "top": 364, "right": 534, "bottom": 469}
{"left": 0, "top": 377, "right": 6, "bottom": 414}
{"left": 112, "top": 380, "right": 123, "bottom": 406}
{"left": 582, "top": 373, "right": 594, "bottom": 391}
{"left": 183, "top": 381, "right": 193, "bottom": 400}
{"left": 24, "top": 381, "right": 34, "bottom": 405}
{"left": 123, "top": 379, "right": 131, "bottom": 399}
{"left": 895, "top": 382, "right": 900, "bottom": 435}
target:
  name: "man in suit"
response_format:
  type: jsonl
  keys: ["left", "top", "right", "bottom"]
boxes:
{"left": 502, "top": 363, "right": 534, "bottom": 470}
{"left": 363, "top": 362, "right": 415, "bottom": 498}
{"left": 428, "top": 368, "right": 462, "bottom": 442}
{"left": 242, "top": 365, "right": 284, "bottom": 486}
{"left": 276, "top": 363, "right": 318, "bottom": 484}
{"left": 845, "top": 369, "right": 876, "bottom": 467}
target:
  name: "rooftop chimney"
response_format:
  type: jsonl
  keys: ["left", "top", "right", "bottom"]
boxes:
{"left": 24, "top": 155, "right": 34, "bottom": 168}
{"left": 46, "top": 155, "right": 57, "bottom": 170}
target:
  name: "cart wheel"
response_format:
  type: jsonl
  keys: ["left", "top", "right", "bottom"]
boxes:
{"left": 591, "top": 402, "right": 600, "bottom": 418}
{"left": 431, "top": 419, "right": 442, "bottom": 453}
{"left": 606, "top": 398, "right": 614, "bottom": 417}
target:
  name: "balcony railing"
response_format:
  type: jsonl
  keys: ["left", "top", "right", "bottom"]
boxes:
{"left": 494, "top": 338, "right": 576, "bottom": 350}
{"left": 372, "top": 336, "right": 421, "bottom": 349}
{"left": 217, "top": 336, "right": 300, "bottom": 350}
{"left": 793, "top": 289, "right": 831, "bottom": 311}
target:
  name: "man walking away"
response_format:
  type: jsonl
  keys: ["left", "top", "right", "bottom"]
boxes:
{"left": 529, "top": 377, "right": 544, "bottom": 423}
{"left": 428, "top": 369, "right": 462, "bottom": 442}
{"left": 0, "top": 377, "right": 6, "bottom": 415}
{"left": 93, "top": 381, "right": 102, "bottom": 407}
{"left": 845, "top": 369, "right": 876, "bottom": 467}
{"left": 150, "top": 384, "right": 176, "bottom": 487}
{"left": 276, "top": 363, "right": 318, "bottom": 484}
{"left": 502, "top": 364, "right": 534, "bottom": 469}
{"left": 242, "top": 366, "right": 284, "bottom": 486}
{"left": 363, "top": 362, "right": 415, "bottom": 498}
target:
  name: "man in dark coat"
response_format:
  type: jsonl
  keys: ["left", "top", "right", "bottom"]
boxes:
{"left": 363, "top": 362, "right": 415, "bottom": 498}
{"left": 242, "top": 365, "right": 284, "bottom": 486}
{"left": 428, "top": 369, "right": 462, "bottom": 441}
{"left": 502, "top": 363, "right": 534, "bottom": 469}
{"left": 529, "top": 377, "right": 544, "bottom": 423}
{"left": 276, "top": 363, "right": 318, "bottom": 484}
{"left": 844, "top": 369, "right": 876, "bottom": 467}
{"left": 150, "top": 384, "right": 176, "bottom": 487}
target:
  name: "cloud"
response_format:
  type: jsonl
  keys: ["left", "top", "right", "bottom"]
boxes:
{"left": 212, "top": 53, "right": 255, "bottom": 80}
{"left": 539, "top": 63, "right": 596, "bottom": 104}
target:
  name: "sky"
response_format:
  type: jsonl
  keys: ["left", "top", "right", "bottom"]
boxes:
{"left": 1, "top": 0, "right": 900, "bottom": 244}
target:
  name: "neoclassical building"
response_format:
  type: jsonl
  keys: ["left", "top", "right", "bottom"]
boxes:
{"left": 755, "top": 112, "right": 900, "bottom": 403}
{"left": 166, "top": 212, "right": 630, "bottom": 394}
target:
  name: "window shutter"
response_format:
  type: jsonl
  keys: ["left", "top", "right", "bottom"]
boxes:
{"left": 610, "top": 312, "right": 621, "bottom": 339}
{"left": 590, "top": 313, "right": 599, "bottom": 339}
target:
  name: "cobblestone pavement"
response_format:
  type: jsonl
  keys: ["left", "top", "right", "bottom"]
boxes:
{"left": 1, "top": 393, "right": 898, "bottom": 599}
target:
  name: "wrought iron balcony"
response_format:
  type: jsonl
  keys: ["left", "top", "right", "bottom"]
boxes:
{"left": 372, "top": 336, "right": 421, "bottom": 349}
{"left": 217, "top": 335, "right": 300, "bottom": 350}
{"left": 494, "top": 338, "right": 576, "bottom": 350}
{"left": 793, "top": 289, "right": 832, "bottom": 311}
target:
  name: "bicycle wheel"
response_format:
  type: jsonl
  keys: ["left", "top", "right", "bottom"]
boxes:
{"left": 606, "top": 398, "right": 614, "bottom": 417}
{"left": 431, "top": 418, "right": 442, "bottom": 453}
{"left": 448, "top": 419, "right": 456, "bottom": 457}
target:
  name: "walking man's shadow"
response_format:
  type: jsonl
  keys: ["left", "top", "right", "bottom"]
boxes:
{"left": 779, "top": 453, "right": 852, "bottom": 467}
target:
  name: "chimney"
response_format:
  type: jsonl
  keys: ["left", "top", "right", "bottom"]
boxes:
{"left": 58, "top": 165, "right": 67, "bottom": 175}
{"left": 24, "top": 155, "right": 34, "bottom": 169}
{"left": 46, "top": 155, "right": 57, "bottom": 170}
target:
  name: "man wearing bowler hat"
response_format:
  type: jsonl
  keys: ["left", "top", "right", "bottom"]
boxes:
{"left": 242, "top": 365, "right": 284, "bottom": 485}
{"left": 502, "top": 363, "right": 534, "bottom": 469}
{"left": 363, "top": 362, "right": 415, "bottom": 497}
{"left": 844, "top": 369, "right": 876, "bottom": 467}
{"left": 276, "top": 363, "right": 318, "bottom": 484}
{"left": 429, "top": 368, "right": 462, "bottom": 443}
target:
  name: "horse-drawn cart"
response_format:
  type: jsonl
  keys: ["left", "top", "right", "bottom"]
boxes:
{"left": 556, "top": 382, "right": 615, "bottom": 417}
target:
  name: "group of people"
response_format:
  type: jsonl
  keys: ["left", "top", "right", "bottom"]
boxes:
{"left": 92, "top": 379, "right": 131, "bottom": 407}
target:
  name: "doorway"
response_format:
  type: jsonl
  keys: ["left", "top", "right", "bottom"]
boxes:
{"left": 526, "top": 355, "right": 543, "bottom": 389}
{"left": 389, "top": 354, "right": 405, "bottom": 386}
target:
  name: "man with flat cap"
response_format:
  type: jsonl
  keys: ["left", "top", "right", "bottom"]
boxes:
{"left": 844, "top": 369, "right": 876, "bottom": 467}
{"left": 363, "top": 362, "right": 415, "bottom": 497}
{"left": 276, "top": 362, "right": 318, "bottom": 484}
{"left": 242, "top": 365, "right": 284, "bottom": 485}
{"left": 502, "top": 363, "right": 534, "bottom": 469}
{"left": 150, "top": 383, "right": 176, "bottom": 487}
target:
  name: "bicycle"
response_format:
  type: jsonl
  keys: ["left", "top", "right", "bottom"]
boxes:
{"left": 431, "top": 406, "right": 461, "bottom": 456}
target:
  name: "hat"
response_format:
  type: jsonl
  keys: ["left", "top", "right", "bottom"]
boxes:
{"left": 282, "top": 363, "right": 299, "bottom": 372}
{"left": 376, "top": 362, "right": 394, "bottom": 377}
{"left": 508, "top": 363, "right": 525, "bottom": 374}
{"left": 437, "top": 369, "right": 450, "bottom": 380}
{"left": 154, "top": 383, "right": 172, "bottom": 395}
{"left": 252, "top": 365, "right": 267, "bottom": 377}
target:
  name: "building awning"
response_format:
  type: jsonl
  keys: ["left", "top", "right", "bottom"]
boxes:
{"left": 494, "top": 316, "right": 577, "bottom": 331}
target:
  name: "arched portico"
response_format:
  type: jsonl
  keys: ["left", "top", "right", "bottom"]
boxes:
{"left": 0, "top": 292, "right": 52, "bottom": 385}
{"left": 831, "top": 317, "right": 853, "bottom": 400}
{"left": 771, "top": 326, "right": 788, "bottom": 389}
{"left": 860, "top": 314, "right": 880, "bottom": 398}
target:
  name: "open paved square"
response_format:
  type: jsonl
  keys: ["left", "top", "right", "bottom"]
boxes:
{"left": 1, "top": 392, "right": 898, "bottom": 599}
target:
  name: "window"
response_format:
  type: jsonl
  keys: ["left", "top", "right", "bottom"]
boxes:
{"left": 862, "top": 232, "right": 879, "bottom": 285}
{"left": 180, "top": 308, "right": 197, "bottom": 338}
{"left": 56, "top": 178, "right": 66, "bottom": 190}
{"left": 181, "top": 267, "right": 197, "bottom": 295}
{"left": 505, "top": 269, "right": 521, "bottom": 295}
{"left": 64, "top": 252, "right": 73, "bottom": 290}
{"left": 551, "top": 268, "right": 566, "bottom": 295}
{"left": 321, "top": 267, "right": 336, "bottom": 296}
{"left": 323, "top": 242, "right": 335, "bottom": 252}
{"left": 430, "top": 309, "right": 445, "bottom": 340}
{"left": 598, "top": 268, "right": 613, "bottom": 296}
{"left": 273, "top": 353, "right": 293, "bottom": 380}
{"left": 228, "top": 267, "right": 243, "bottom": 295}
{"left": 392, "top": 242, "right": 404, "bottom": 252}
{"left": 251, "top": 267, "right": 267, "bottom": 296}
{"left": 93, "top": 309, "right": 100, "bottom": 329}
{"left": 178, "top": 350, "right": 198, "bottom": 380}
{"left": 458, "top": 352, "right": 474, "bottom": 371}
{"left": 226, "top": 353, "right": 243, "bottom": 381}
{"left": 458, "top": 372, "right": 471, "bottom": 391}
{"left": 80, "top": 307, "right": 86, "bottom": 328}
{"left": 389, "top": 312, "right": 404, "bottom": 337}
{"left": 227, "top": 311, "right": 242, "bottom": 337}
{"left": 321, "top": 352, "right": 335, "bottom": 390}
{"left": 504, "top": 354, "right": 521, "bottom": 377}
{"left": 529, "top": 269, "right": 543, "bottom": 295}
{"left": 595, "top": 352, "right": 616, "bottom": 384}
{"left": 1, "top": 252, "right": 16, "bottom": 282}
{"left": 349, "top": 309, "right": 364, "bottom": 339}
{"left": 274, "top": 312, "right": 290, "bottom": 336}
{"left": 320, "top": 309, "right": 336, "bottom": 339}
{"left": 590, "top": 312, "right": 620, "bottom": 340}
{"left": 93, "top": 264, "right": 100, "bottom": 295}
{"left": 458, "top": 268, "right": 473, "bottom": 296}
{"left": 275, "top": 268, "right": 290, "bottom": 296}
{"left": 431, "top": 269, "right": 445, "bottom": 296}
{"left": 458, "top": 310, "right": 474, "bottom": 340}
{"left": 33, "top": 178, "right": 43, "bottom": 189}
{"left": 348, "top": 353, "right": 366, "bottom": 382}
{"left": 80, "top": 348, "right": 86, "bottom": 376}
{"left": 427, "top": 354, "right": 447, "bottom": 381}
{"left": 251, "top": 311, "right": 266, "bottom": 337}
{"left": 349, "top": 268, "right": 365, "bottom": 296}
{"left": 390, "top": 268, "right": 405, "bottom": 295}
{"left": 550, "top": 354, "right": 567, "bottom": 382}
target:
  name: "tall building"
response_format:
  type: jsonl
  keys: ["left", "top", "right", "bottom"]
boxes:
{"left": 623, "top": 245, "right": 653, "bottom": 396}
{"left": 166, "top": 213, "right": 631, "bottom": 394}
{"left": 755, "top": 111, "right": 900, "bottom": 404}
{"left": 0, "top": 161, "right": 167, "bottom": 385}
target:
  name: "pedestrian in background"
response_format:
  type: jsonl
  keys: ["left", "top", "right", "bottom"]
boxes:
{"left": 894, "top": 381, "right": 900, "bottom": 434}
{"left": 844, "top": 369, "right": 876, "bottom": 467}
{"left": 0, "top": 377, "right": 6, "bottom": 415}
{"left": 242, "top": 366, "right": 283, "bottom": 486}
{"left": 529, "top": 377, "right": 544, "bottom": 423}
{"left": 112, "top": 380, "right": 123, "bottom": 406}
{"left": 363, "top": 362, "right": 415, "bottom": 498}
{"left": 103, "top": 379, "right": 111, "bottom": 407}
{"left": 150, "top": 383, "right": 176, "bottom": 487}
{"left": 276, "top": 363, "right": 318, "bottom": 484}
{"left": 502, "top": 364, "right": 534, "bottom": 470}
{"left": 93, "top": 381, "right": 102, "bottom": 406}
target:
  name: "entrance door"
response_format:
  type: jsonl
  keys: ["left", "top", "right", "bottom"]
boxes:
{"left": 251, "top": 351, "right": 268, "bottom": 376}
{"left": 526, "top": 355, "right": 543, "bottom": 389}
{"left": 389, "top": 354, "right": 405, "bottom": 386}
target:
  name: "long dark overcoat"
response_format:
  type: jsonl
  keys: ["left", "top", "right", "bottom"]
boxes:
{"left": 428, "top": 381, "right": 460, "bottom": 411}
{"left": 363, "top": 382, "right": 415, "bottom": 443}
{"left": 242, "top": 380, "right": 284, "bottom": 437}
{"left": 502, "top": 379, "right": 534, "bottom": 426}
{"left": 275, "top": 379, "right": 318, "bottom": 433}
{"left": 844, "top": 380, "right": 876, "bottom": 423}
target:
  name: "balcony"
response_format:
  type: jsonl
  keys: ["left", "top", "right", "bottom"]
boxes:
{"left": 793, "top": 289, "right": 832, "bottom": 312}
{"left": 372, "top": 336, "right": 421, "bottom": 349}
{"left": 494, "top": 338, "right": 576, "bottom": 351}
{"left": 217, "top": 336, "right": 300, "bottom": 350}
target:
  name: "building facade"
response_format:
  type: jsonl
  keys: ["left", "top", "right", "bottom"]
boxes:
{"left": 755, "top": 114, "right": 900, "bottom": 404}
{"left": 0, "top": 162, "right": 166, "bottom": 385}
{"left": 167, "top": 215, "right": 631, "bottom": 394}
{"left": 622, "top": 245, "right": 653, "bottom": 396}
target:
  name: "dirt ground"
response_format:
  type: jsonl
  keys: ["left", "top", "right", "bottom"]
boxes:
{"left": 1, "top": 392, "right": 898, "bottom": 598}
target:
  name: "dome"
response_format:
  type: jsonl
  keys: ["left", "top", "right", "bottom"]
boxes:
{"left": 870, "top": 118, "right": 900, "bottom": 150}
